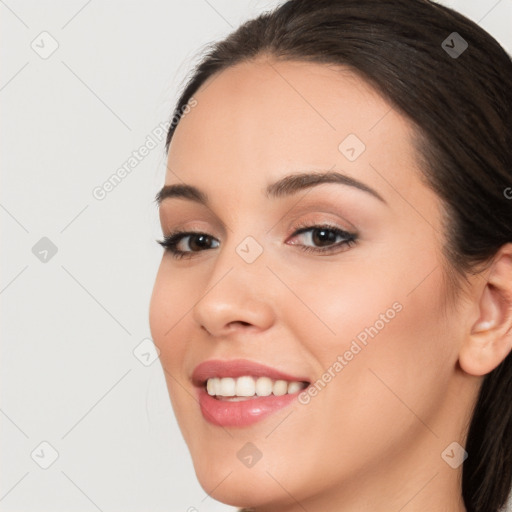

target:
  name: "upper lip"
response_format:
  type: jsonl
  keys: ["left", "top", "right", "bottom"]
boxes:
{"left": 191, "top": 359, "right": 311, "bottom": 386}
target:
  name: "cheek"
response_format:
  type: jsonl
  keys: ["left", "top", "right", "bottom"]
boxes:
{"left": 297, "top": 226, "right": 450, "bottom": 370}
{"left": 148, "top": 263, "right": 201, "bottom": 440}
{"left": 306, "top": 261, "right": 454, "bottom": 435}
{"left": 292, "top": 242, "right": 455, "bottom": 419}
{"left": 148, "top": 261, "right": 190, "bottom": 371}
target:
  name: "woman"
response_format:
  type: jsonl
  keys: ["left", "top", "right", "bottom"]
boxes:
{"left": 149, "top": 1, "right": 512, "bottom": 510}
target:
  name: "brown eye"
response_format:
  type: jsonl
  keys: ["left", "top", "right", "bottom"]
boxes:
{"left": 157, "top": 231, "right": 220, "bottom": 259}
{"left": 184, "top": 234, "right": 216, "bottom": 252}
{"left": 288, "top": 224, "right": 358, "bottom": 255}
{"left": 310, "top": 228, "right": 339, "bottom": 247}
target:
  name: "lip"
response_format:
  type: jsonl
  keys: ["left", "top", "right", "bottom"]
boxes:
{"left": 192, "top": 359, "right": 311, "bottom": 427}
{"left": 192, "top": 358, "right": 310, "bottom": 385}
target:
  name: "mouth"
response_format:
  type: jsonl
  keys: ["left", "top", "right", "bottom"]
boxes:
{"left": 192, "top": 359, "right": 312, "bottom": 426}
{"left": 205, "top": 375, "right": 309, "bottom": 401}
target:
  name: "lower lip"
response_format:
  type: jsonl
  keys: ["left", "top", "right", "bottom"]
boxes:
{"left": 197, "top": 386, "right": 305, "bottom": 427}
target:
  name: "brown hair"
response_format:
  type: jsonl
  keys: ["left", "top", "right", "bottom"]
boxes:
{"left": 163, "top": 1, "right": 512, "bottom": 510}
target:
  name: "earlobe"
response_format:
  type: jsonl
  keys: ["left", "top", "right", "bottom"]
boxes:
{"left": 459, "top": 245, "right": 512, "bottom": 377}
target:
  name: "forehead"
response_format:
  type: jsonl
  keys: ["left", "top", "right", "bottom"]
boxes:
{"left": 166, "top": 58, "right": 418, "bottom": 195}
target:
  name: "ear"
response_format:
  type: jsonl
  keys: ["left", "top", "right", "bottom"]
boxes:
{"left": 459, "top": 243, "right": 512, "bottom": 376}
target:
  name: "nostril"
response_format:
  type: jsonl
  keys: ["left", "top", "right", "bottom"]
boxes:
{"left": 229, "top": 321, "right": 251, "bottom": 328}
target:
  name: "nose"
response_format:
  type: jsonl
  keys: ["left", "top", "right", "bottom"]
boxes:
{"left": 191, "top": 242, "right": 276, "bottom": 338}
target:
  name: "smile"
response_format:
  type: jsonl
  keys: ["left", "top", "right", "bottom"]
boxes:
{"left": 206, "top": 375, "right": 307, "bottom": 399}
{"left": 192, "top": 359, "right": 311, "bottom": 427}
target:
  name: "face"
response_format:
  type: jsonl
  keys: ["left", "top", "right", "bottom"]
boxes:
{"left": 149, "top": 58, "right": 471, "bottom": 509}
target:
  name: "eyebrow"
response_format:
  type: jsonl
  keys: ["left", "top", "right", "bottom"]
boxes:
{"left": 154, "top": 170, "right": 387, "bottom": 206}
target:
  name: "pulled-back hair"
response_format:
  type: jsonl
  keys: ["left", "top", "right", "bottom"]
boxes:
{"left": 164, "top": 1, "right": 512, "bottom": 510}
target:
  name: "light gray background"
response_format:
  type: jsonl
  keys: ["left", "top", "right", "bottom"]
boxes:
{"left": 1, "top": 1, "right": 511, "bottom": 511}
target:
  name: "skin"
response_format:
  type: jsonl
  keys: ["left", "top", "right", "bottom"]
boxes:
{"left": 149, "top": 57, "right": 512, "bottom": 511}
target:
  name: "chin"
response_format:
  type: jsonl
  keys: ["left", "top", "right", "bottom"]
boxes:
{"left": 192, "top": 458, "right": 292, "bottom": 509}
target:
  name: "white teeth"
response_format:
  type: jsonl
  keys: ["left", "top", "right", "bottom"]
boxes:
{"left": 287, "top": 381, "right": 303, "bottom": 394}
{"left": 255, "top": 376, "right": 273, "bottom": 396}
{"left": 206, "top": 376, "right": 307, "bottom": 398}
{"left": 273, "top": 380, "right": 288, "bottom": 396}
{"left": 218, "top": 377, "right": 236, "bottom": 397}
{"left": 236, "top": 376, "right": 255, "bottom": 396}
{"left": 206, "top": 378, "right": 216, "bottom": 396}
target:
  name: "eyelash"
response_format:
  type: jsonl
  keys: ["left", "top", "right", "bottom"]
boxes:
{"left": 156, "top": 222, "right": 358, "bottom": 260}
